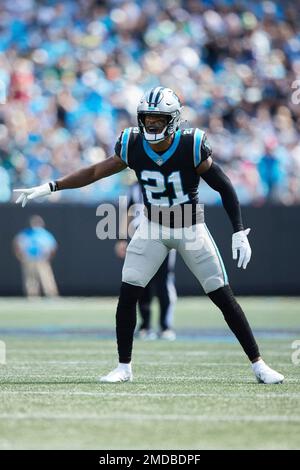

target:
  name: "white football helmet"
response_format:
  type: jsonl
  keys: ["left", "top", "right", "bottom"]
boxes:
{"left": 137, "top": 87, "right": 183, "bottom": 144}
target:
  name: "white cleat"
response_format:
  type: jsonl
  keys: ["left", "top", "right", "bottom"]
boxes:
{"left": 137, "top": 328, "right": 157, "bottom": 340}
{"left": 252, "top": 360, "right": 284, "bottom": 384}
{"left": 99, "top": 365, "right": 133, "bottom": 383}
{"left": 160, "top": 329, "right": 176, "bottom": 341}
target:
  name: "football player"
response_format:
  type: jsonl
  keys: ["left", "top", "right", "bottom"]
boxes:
{"left": 14, "top": 87, "right": 284, "bottom": 384}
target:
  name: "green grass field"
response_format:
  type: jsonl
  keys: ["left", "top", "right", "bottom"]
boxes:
{"left": 0, "top": 296, "right": 299, "bottom": 450}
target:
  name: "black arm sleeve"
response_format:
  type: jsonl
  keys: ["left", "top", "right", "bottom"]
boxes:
{"left": 200, "top": 133, "right": 213, "bottom": 163}
{"left": 201, "top": 162, "right": 244, "bottom": 232}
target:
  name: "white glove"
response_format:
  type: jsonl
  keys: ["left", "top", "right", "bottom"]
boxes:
{"left": 14, "top": 182, "right": 54, "bottom": 207}
{"left": 232, "top": 228, "right": 251, "bottom": 269}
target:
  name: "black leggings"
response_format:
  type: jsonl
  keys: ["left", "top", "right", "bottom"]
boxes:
{"left": 116, "top": 282, "right": 260, "bottom": 363}
{"left": 208, "top": 285, "right": 260, "bottom": 361}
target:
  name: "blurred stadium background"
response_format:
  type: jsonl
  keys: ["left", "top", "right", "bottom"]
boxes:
{"left": 0, "top": 0, "right": 300, "bottom": 450}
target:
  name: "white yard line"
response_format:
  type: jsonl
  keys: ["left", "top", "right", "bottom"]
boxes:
{"left": 0, "top": 412, "right": 299, "bottom": 423}
{"left": 0, "top": 390, "right": 299, "bottom": 398}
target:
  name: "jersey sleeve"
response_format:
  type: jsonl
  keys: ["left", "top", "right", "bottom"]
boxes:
{"left": 114, "top": 128, "right": 132, "bottom": 166}
{"left": 193, "top": 129, "right": 212, "bottom": 167}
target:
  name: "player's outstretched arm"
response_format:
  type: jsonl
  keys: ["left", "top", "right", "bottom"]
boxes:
{"left": 14, "top": 155, "right": 127, "bottom": 207}
{"left": 197, "top": 157, "right": 251, "bottom": 269}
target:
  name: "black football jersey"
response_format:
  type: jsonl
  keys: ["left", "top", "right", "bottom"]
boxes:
{"left": 115, "top": 127, "right": 211, "bottom": 226}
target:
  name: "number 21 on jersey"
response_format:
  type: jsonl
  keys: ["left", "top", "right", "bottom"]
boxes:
{"left": 141, "top": 170, "right": 189, "bottom": 206}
